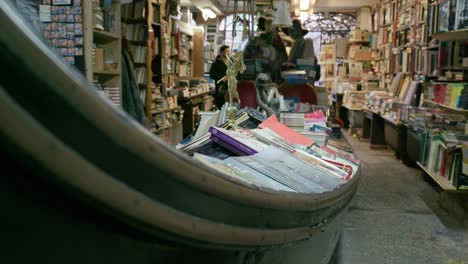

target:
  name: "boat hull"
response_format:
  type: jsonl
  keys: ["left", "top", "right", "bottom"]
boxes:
{"left": 0, "top": 2, "right": 358, "bottom": 263}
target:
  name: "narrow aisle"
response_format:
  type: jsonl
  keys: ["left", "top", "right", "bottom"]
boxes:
{"left": 333, "top": 132, "right": 468, "bottom": 264}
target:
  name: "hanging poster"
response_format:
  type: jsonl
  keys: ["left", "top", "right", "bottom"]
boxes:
{"left": 321, "top": 44, "right": 336, "bottom": 64}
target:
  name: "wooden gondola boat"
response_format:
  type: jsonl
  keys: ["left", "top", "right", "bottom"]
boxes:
{"left": 0, "top": 2, "right": 360, "bottom": 263}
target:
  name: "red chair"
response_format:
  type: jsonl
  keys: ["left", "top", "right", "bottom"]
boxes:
{"left": 278, "top": 83, "right": 317, "bottom": 105}
{"left": 236, "top": 80, "right": 258, "bottom": 109}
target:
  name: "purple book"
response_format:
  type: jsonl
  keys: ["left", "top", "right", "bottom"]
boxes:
{"left": 208, "top": 126, "right": 268, "bottom": 156}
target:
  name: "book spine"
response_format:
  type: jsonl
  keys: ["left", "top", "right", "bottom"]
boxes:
{"left": 209, "top": 128, "right": 258, "bottom": 156}
{"left": 210, "top": 136, "right": 248, "bottom": 156}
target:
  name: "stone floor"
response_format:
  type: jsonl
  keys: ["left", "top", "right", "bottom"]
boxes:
{"left": 331, "top": 131, "right": 468, "bottom": 264}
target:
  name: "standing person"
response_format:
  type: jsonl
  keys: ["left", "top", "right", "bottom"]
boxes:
{"left": 209, "top": 45, "right": 230, "bottom": 109}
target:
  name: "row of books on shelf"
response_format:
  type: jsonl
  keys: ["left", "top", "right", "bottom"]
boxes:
{"left": 92, "top": 0, "right": 118, "bottom": 32}
{"left": 428, "top": 0, "right": 468, "bottom": 34}
{"left": 371, "top": 39, "right": 465, "bottom": 78}
{"left": 123, "top": 23, "right": 146, "bottom": 42}
{"left": 428, "top": 82, "right": 468, "bottom": 108}
{"left": 150, "top": 108, "right": 183, "bottom": 133}
{"left": 364, "top": 0, "right": 468, "bottom": 83}
{"left": 94, "top": 82, "right": 120, "bottom": 107}
{"left": 92, "top": 44, "right": 118, "bottom": 72}
{"left": 151, "top": 95, "right": 178, "bottom": 113}
{"left": 375, "top": 0, "right": 468, "bottom": 34}
{"left": 131, "top": 46, "right": 147, "bottom": 64}
{"left": 121, "top": 1, "right": 145, "bottom": 20}
{"left": 341, "top": 75, "right": 467, "bottom": 114}
{"left": 134, "top": 66, "right": 147, "bottom": 85}
{"left": 177, "top": 109, "right": 359, "bottom": 194}
{"left": 404, "top": 105, "right": 466, "bottom": 129}
{"left": 419, "top": 127, "right": 468, "bottom": 190}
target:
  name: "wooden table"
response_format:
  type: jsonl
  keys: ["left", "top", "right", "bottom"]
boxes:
{"left": 362, "top": 109, "right": 387, "bottom": 149}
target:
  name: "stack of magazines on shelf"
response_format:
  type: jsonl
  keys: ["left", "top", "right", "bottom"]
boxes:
{"left": 418, "top": 114, "right": 468, "bottom": 190}
{"left": 179, "top": 108, "right": 359, "bottom": 194}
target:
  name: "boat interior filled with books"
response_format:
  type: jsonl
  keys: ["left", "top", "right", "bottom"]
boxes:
{"left": 0, "top": 2, "right": 360, "bottom": 263}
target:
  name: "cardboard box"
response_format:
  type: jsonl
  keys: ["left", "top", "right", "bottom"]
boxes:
{"left": 349, "top": 29, "right": 371, "bottom": 42}
{"left": 94, "top": 47, "right": 104, "bottom": 71}
{"left": 348, "top": 44, "right": 370, "bottom": 59}
{"left": 351, "top": 50, "right": 373, "bottom": 61}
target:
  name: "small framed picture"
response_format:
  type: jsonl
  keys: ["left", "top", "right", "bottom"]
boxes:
{"left": 58, "top": 14, "right": 67, "bottom": 22}
{"left": 51, "top": 39, "right": 61, "bottom": 47}
{"left": 74, "top": 15, "right": 82, "bottom": 23}
{"left": 59, "top": 48, "right": 68, "bottom": 56}
{"left": 66, "top": 14, "right": 75, "bottom": 22}
{"left": 74, "top": 37, "right": 83, "bottom": 45}
{"left": 50, "top": 6, "right": 59, "bottom": 15}
{"left": 66, "top": 39, "right": 75, "bottom": 48}
{"left": 73, "top": 0, "right": 81, "bottom": 7}
{"left": 74, "top": 23, "right": 83, "bottom": 35}
{"left": 75, "top": 47, "right": 83, "bottom": 56}
{"left": 66, "top": 48, "right": 75, "bottom": 56}
{"left": 51, "top": 22, "right": 59, "bottom": 30}
{"left": 50, "top": 31, "right": 59, "bottom": 38}
{"left": 58, "top": 29, "right": 66, "bottom": 39}
{"left": 64, "top": 56, "right": 75, "bottom": 64}
{"left": 58, "top": 38, "right": 68, "bottom": 47}
{"left": 42, "top": 30, "right": 50, "bottom": 38}
{"left": 72, "top": 7, "right": 82, "bottom": 15}
{"left": 52, "top": 0, "right": 72, "bottom": 5}
{"left": 66, "top": 23, "right": 74, "bottom": 32}
{"left": 51, "top": 14, "right": 60, "bottom": 22}
{"left": 58, "top": 6, "right": 67, "bottom": 14}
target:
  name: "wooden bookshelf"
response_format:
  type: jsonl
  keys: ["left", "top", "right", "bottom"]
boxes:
{"left": 416, "top": 162, "right": 467, "bottom": 192}
{"left": 150, "top": 106, "right": 180, "bottom": 114}
{"left": 178, "top": 91, "right": 210, "bottom": 102}
{"left": 92, "top": 30, "right": 120, "bottom": 42}
{"left": 83, "top": 0, "right": 122, "bottom": 106}
{"left": 430, "top": 29, "right": 468, "bottom": 41}
{"left": 423, "top": 100, "right": 468, "bottom": 113}
{"left": 341, "top": 104, "right": 363, "bottom": 111}
{"left": 93, "top": 69, "right": 121, "bottom": 75}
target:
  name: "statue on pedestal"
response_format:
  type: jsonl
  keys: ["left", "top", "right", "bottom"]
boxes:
{"left": 223, "top": 51, "right": 246, "bottom": 124}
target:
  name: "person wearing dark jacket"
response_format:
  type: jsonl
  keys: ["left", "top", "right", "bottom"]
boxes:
{"left": 209, "top": 45, "right": 230, "bottom": 109}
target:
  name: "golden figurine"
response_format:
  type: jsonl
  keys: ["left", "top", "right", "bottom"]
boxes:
{"left": 217, "top": 50, "right": 246, "bottom": 125}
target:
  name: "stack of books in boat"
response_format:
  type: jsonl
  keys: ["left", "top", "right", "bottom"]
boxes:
{"left": 280, "top": 112, "right": 305, "bottom": 131}
{"left": 188, "top": 115, "right": 360, "bottom": 194}
{"left": 327, "top": 122, "right": 343, "bottom": 139}
{"left": 280, "top": 112, "right": 328, "bottom": 146}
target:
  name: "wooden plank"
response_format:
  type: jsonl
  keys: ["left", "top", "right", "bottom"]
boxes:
{"left": 423, "top": 100, "right": 468, "bottom": 113}
{"left": 416, "top": 162, "right": 462, "bottom": 192}
{"left": 430, "top": 29, "right": 468, "bottom": 41}
{"left": 93, "top": 30, "right": 120, "bottom": 42}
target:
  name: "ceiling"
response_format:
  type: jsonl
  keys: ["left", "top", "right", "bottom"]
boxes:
{"left": 314, "top": 0, "right": 378, "bottom": 12}
{"left": 191, "top": 0, "right": 380, "bottom": 14}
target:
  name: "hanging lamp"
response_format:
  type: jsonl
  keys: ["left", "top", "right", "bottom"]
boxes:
{"left": 272, "top": 0, "right": 292, "bottom": 27}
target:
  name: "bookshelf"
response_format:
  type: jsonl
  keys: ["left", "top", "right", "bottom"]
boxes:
{"left": 192, "top": 29, "right": 205, "bottom": 78}
{"left": 122, "top": 0, "right": 183, "bottom": 144}
{"left": 83, "top": 0, "right": 122, "bottom": 107}
{"left": 340, "top": 0, "right": 468, "bottom": 194}
{"left": 431, "top": 29, "right": 468, "bottom": 41}
{"left": 93, "top": 29, "right": 120, "bottom": 41}
{"left": 423, "top": 99, "right": 468, "bottom": 113}
{"left": 417, "top": 162, "right": 467, "bottom": 192}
